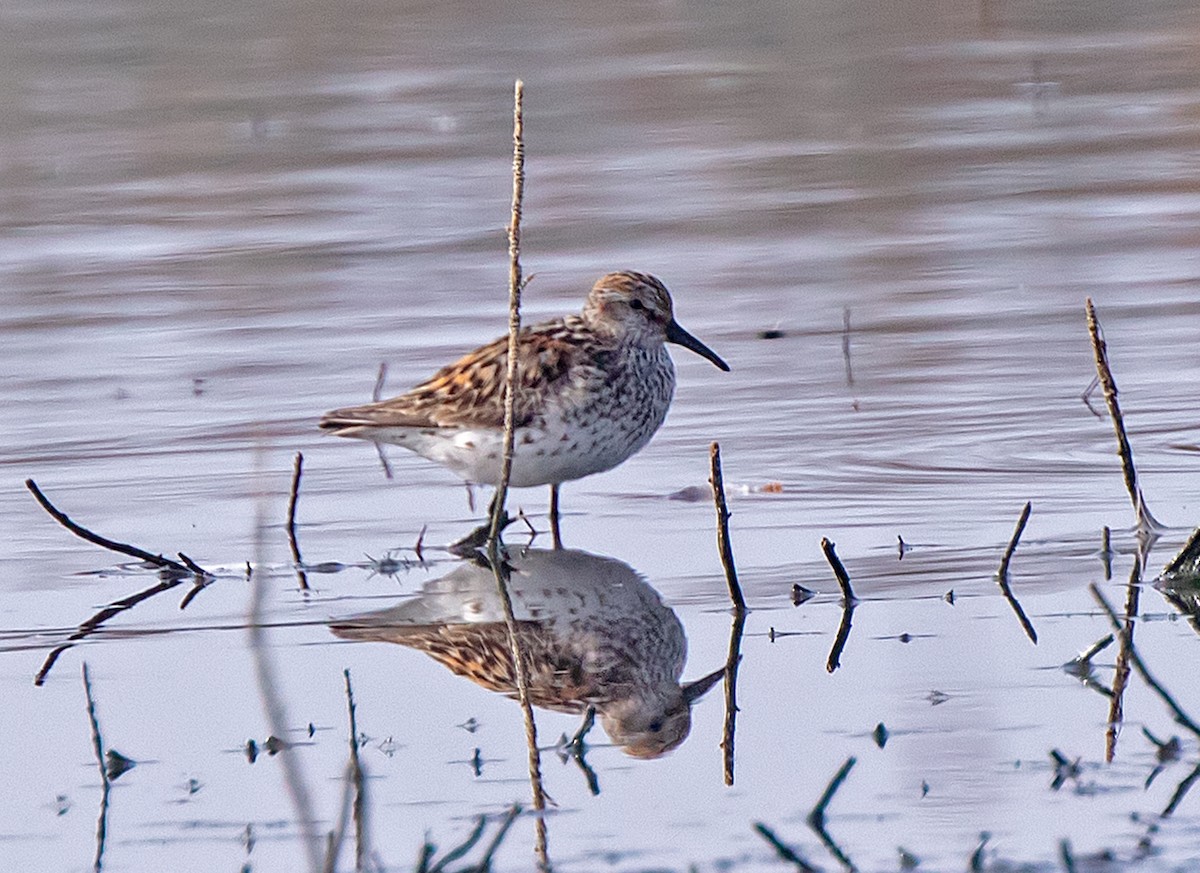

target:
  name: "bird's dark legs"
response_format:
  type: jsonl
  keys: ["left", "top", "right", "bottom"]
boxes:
{"left": 549, "top": 483, "right": 563, "bottom": 549}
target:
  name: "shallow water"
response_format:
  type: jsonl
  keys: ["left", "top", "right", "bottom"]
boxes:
{"left": 4, "top": 1, "right": 1200, "bottom": 871}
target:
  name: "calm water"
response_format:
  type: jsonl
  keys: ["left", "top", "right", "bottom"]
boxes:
{"left": 4, "top": 1, "right": 1200, "bottom": 871}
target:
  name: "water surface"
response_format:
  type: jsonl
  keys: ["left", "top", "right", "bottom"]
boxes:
{"left": 3, "top": 1, "right": 1200, "bottom": 871}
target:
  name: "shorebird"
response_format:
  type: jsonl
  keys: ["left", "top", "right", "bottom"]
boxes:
{"left": 320, "top": 271, "right": 729, "bottom": 544}
{"left": 330, "top": 548, "right": 723, "bottom": 758}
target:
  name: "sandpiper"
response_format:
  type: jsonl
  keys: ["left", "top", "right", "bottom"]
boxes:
{"left": 330, "top": 548, "right": 724, "bottom": 758}
{"left": 320, "top": 271, "right": 729, "bottom": 542}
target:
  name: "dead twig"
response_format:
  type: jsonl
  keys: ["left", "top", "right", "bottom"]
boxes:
{"left": 1085, "top": 298, "right": 1161, "bottom": 535}
{"left": 483, "top": 79, "right": 548, "bottom": 871}
{"left": 287, "top": 452, "right": 310, "bottom": 590}
{"left": 808, "top": 756, "right": 858, "bottom": 873}
{"left": 82, "top": 662, "right": 112, "bottom": 873}
{"left": 249, "top": 495, "right": 322, "bottom": 873}
{"left": 1090, "top": 583, "right": 1200, "bottom": 742}
{"left": 323, "top": 669, "right": 369, "bottom": 872}
{"left": 26, "top": 479, "right": 199, "bottom": 575}
{"left": 995, "top": 501, "right": 1037, "bottom": 644}
{"left": 753, "top": 822, "right": 820, "bottom": 873}
{"left": 820, "top": 539, "right": 857, "bottom": 673}
{"left": 710, "top": 442, "right": 747, "bottom": 614}
{"left": 820, "top": 538, "right": 856, "bottom": 604}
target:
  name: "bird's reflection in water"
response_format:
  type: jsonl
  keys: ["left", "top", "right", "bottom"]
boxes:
{"left": 331, "top": 548, "right": 721, "bottom": 758}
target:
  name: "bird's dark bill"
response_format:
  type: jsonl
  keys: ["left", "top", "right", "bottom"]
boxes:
{"left": 665, "top": 320, "right": 730, "bottom": 371}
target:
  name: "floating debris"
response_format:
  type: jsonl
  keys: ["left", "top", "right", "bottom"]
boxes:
{"left": 1050, "top": 749, "right": 1082, "bottom": 791}
{"left": 926, "top": 690, "right": 950, "bottom": 706}
{"left": 105, "top": 750, "right": 136, "bottom": 781}
{"left": 873, "top": 723, "right": 889, "bottom": 748}
{"left": 757, "top": 328, "right": 787, "bottom": 340}
{"left": 792, "top": 583, "right": 816, "bottom": 606}
{"left": 898, "top": 846, "right": 920, "bottom": 869}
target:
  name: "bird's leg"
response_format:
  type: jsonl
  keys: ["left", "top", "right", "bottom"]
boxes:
{"left": 549, "top": 483, "right": 563, "bottom": 549}
{"left": 568, "top": 705, "right": 596, "bottom": 755}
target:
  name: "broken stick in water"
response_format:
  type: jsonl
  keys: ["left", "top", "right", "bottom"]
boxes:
{"left": 995, "top": 501, "right": 1037, "bottom": 644}
{"left": 287, "top": 452, "right": 310, "bottom": 590}
{"left": 710, "top": 441, "right": 747, "bottom": 614}
{"left": 26, "top": 478, "right": 203, "bottom": 576}
{"left": 821, "top": 537, "right": 857, "bottom": 673}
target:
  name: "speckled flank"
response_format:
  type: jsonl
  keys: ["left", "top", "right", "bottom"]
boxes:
{"left": 319, "top": 271, "right": 727, "bottom": 488}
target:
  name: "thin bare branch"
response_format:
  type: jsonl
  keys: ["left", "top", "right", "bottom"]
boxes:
{"left": 995, "top": 501, "right": 1037, "bottom": 644}
{"left": 710, "top": 442, "right": 747, "bottom": 614}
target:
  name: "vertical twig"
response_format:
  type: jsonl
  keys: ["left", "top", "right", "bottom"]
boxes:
{"left": 821, "top": 538, "right": 857, "bottom": 673}
{"left": 488, "top": 80, "right": 525, "bottom": 547}
{"left": 249, "top": 485, "right": 322, "bottom": 873}
{"left": 287, "top": 452, "right": 310, "bottom": 590}
{"left": 1085, "top": 299, "right": 1161, "bottom": 534}
{"left": 709, "top": 442, "right": 747, "bottom": 614}
{"left": 483, "top": 79, "right": 548, "bottom": 870}
{"left": 82, "top": 663, "right": 111, "bottom": 873}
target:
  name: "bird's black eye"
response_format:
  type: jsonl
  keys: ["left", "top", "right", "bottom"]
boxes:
{"left": 649, "top": 720, "right": 663, "bottom": 733}
{"left": 629, "top": 299, "right": 646, "bottom": 311}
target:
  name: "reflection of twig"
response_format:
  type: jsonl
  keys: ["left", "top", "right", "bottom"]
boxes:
{"left": 249, "top": 504, "right": 322, "bottom": 873}
{"left": 482, "top": 80, "right": 549, "bottom": 871}
{"left": 1085, "top": 299, "right": 1161, "bottom": 534}
{"left": 1162, "top": 760, "right": 1200, "bottom": 817}
{"left": 808, "top": 756, "right": 857, "bottom": 873}
{"left": 374, "top": 360, "right": 394, "bottom": 479}
{"left": 721, "top": 611, "right": 747, "bottom": 786}
{"left": 83, "top": 663, "right": 111, "bottom": 873}
{"left": 753, "top": 822, "right": 820, "bottom": 873}
{"left": 995, "top": 502, "right": 1037, "bottom": 644}
{"left": 710, "top": 442, "right": 747, "bottom": 614}
{"left": 37, "top": 576, "right": 187, "bottom": 686}
{"left": 26, "top": 479, "right": 199, "bottom": 575}
{"left": 1080, "top": 374, "right": 1102, "bottom": 418}
{"left": 821, "top": 539, "right": 857, "bottom": 673}
{"left": 841, "top": 307, "right": 854, "bottom": 387}
{"left": 1105, "top": 558, "right": 1142, "bottom": 762}
{"left": 1090, "top": 583, "right": 1200, "bottom": 742}
{"left": 373, "top": 361, "right": 388, "bottom": 402}
{"left": 1101, "top": 525, "right": 1113, "bottom": 581}
{"left": 288, "top": 452, "right": 310, "bottom": 591}
{"left": 474, "top": 804, "right": 522, "bottom": 872}
{"left": 425, "top": 817, "right": 487, "bottom": 873}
